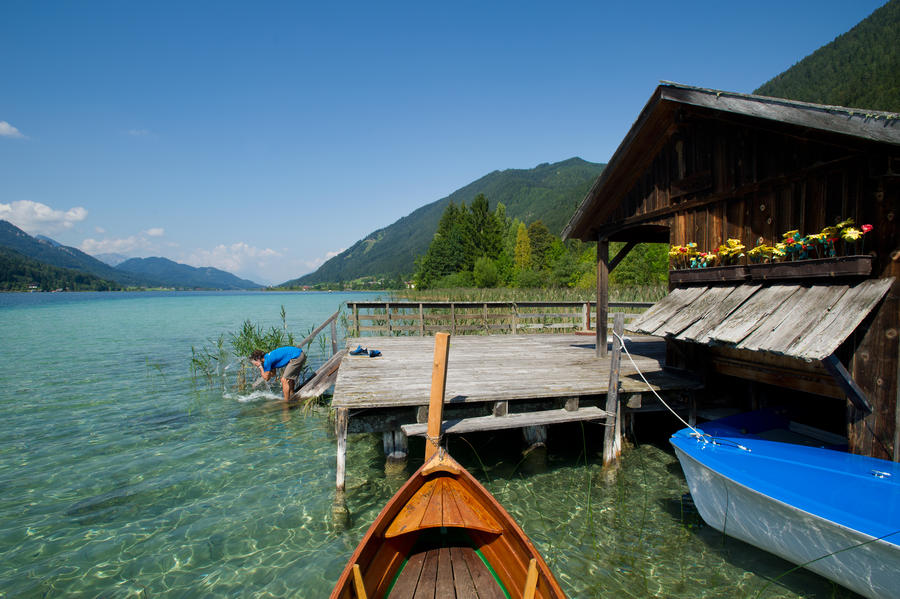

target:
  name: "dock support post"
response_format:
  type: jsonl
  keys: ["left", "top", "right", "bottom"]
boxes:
{"left": 603, "top": 312, "right": 624, "bottom": 468}
{"left": 383, "top": 430, "right": 408, "bottom": 462}
{"left": 522, "top": 425, "right": 547, "bottom": 450}
{"left": 597, "top": 236, "right": 609, "bottom": 358}
{"left": 335, "top": 408, "right": 349, "bottom": 491}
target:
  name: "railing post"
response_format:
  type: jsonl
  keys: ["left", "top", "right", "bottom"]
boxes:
{"left": 450, "top": 303, "right": 456, "bottom": 335}
{"left": 483, "top": 303, "right": 488, "bottom": 333}
{"left": 385, "top": 302, "right": 392, "bottom": 336}
{"left": 353, "top": 303, "right": 359, "bottom": 337}
{"left": 419, "top": 303, "right": 424, "bottom": 336}
{"left": 330, "top": 318, "right": 338, "bottom": 355}
{"left": 582, "top": 302, "right": 590, "bottom": 331}
{"left": 512, "top": 303, "right": 518, "bottom": 334}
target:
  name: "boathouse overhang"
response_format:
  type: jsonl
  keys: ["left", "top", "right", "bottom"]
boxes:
{"left": 564, "top": 82, "right": 900, "bottom": 460}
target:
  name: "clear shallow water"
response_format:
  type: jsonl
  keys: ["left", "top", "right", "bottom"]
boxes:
{"left": 0, "top": 292, "right": 860, "bottom": 598}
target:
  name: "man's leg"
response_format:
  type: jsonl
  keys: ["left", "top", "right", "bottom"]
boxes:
{"left": 281, "top": 376, "right": 295, "bottom": 402}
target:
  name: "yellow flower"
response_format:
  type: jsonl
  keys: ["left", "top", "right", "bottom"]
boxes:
{"left": 821, "top": 226, "right": 838, "bottom": 238}
{"left": 841, "top": 227, "right": 862, "bottom": 241}
{"left": 782, "top": 230, "right": 800, "bottom": 239}
{"left": 835, "top": 218, "right": 855, "bottom": 229}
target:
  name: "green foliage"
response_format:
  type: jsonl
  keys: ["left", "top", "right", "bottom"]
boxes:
{"left": 514, "top": 222, "right": 531, "bottom": 270}
{"left": 432, "top": 270, "right": 475, "bottom": 288}
{"left": 472, "top": 256, "right": 499, "bottom": 288}
{"left": 754, "top": 0, "right": 900, "bottom": 113}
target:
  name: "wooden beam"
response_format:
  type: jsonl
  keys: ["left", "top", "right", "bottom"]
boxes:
{"left": 822, "top": 353, "right": 873, "bottom": 414}
{"left": 597, "top": 236, "right": 609, "bottom": 358}
{"left": 604, "top": 313, "right": 625, "bottom": 467}
{"left": 608, "top": 241, "right": 638, "bottom": 273}
{"left": 425, "top": 332, "right": 451, "bottom": 461}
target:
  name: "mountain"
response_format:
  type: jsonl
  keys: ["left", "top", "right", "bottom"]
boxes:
{"left": 754, "top": 0, "right": 900, "bottom": 112}
{"left": 0, "top": 246, "right": 119, "bottom": 291}
{"left": 282, "top": 157, "right": 605, "bottom": 286}
{"left": 0, "top": 220, "right": 154, "bottom": 287}
{"left": 0, "top": 220, "right": 262, "bottom": 289}
{"left": 95, "top": 252, "right": 129, "bottom": 266}
{"left": 116, "top": 257, "right": 262, "bottom": 290}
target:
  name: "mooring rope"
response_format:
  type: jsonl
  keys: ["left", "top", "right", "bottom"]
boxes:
{"left": 612, "top": 330, "right": 749, "bottom": 451}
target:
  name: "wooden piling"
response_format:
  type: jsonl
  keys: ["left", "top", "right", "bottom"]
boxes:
{"left": 597, "top": 237, "right": 609, "bottom": 358}
{"left": 335, "top": 408, "right": 349, "bottom": 491}
{"left": 603, "top": 312, "right": 624, "bottom": 467}
{"left": 425, "top": 332, "right": 451, "bottom": 461}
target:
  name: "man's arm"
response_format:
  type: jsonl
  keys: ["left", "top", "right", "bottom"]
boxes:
{"left": 252, "top": 359, "right": 273, "bottom": 381}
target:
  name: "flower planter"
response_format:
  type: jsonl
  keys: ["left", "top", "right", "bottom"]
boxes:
{"left": 669, "top": 256, "right": 874, "bottom": 286}
{"left": 747, "top": 255, "right": 874, "bottom": 281}
{"left": 669, "top": 265, "right": 750, "bottom": 285}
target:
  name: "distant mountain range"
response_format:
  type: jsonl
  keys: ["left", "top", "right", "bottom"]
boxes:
{"left": 755, "top": 0, "right": 900, "bottom": 112}
{"left": 282, "top": 157, "right": 606, "bottom": 286}
{"left": 0, "top": 220, "right": 262, "bottom": 290}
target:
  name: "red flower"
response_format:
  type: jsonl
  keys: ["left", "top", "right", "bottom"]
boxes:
{"left": 787, "top": 237, "right": 795, "bottom": 244}
{"left": 827, "top": 238, "right": 839, "bottom": 243}
{"left": 861, "top": 224, "right": 873, "bottom": 233}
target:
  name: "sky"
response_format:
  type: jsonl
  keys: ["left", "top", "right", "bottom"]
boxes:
{"left": 0, "top": 0, "right": 889, "bottom": 285}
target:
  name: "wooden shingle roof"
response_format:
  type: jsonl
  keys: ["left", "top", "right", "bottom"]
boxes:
{"left": 629, "top": 278, "right": 894, "bottom": 361}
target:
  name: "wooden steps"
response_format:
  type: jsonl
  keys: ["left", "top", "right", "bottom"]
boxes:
{"left": 401, "top": 406, "right": 611, "bottom": 437}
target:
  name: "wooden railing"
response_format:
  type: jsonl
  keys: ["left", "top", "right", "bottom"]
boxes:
{"left": 347, "top": 301, "right": 653, "bottom": 337}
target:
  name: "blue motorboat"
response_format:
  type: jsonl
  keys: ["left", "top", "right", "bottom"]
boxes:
{"left": 671, "top": 410, "right": 900, "bottom": 599}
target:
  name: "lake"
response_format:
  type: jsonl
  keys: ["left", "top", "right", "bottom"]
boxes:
{"left": 0, "top": 291, "right": 859, "bottom": 597}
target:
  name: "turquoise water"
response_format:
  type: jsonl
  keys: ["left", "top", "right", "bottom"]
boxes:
{"left": 0, "top": 292, "right": 860, "bottom": 598}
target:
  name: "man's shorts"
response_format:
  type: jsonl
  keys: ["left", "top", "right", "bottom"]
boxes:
{"left": 281, "top": 353, "right": 307, "bottom": 382}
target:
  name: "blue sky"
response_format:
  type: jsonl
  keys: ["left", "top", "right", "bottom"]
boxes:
{"left": 0, "top": 0, "right": 888, "bottom": 285}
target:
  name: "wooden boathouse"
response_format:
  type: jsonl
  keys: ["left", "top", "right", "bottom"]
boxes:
{"left": 563, "top": 83, "right": 900, "bottom": 460}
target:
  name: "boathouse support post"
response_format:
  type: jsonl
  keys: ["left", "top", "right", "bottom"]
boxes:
{"left": 603, "top": 312, "right": 625, "bottom": 467}
{"left": 597, "top": 236, "right": 609, "bottom": 358}
{"left": 335, "top": 408, "right": 349, "bottom": 491}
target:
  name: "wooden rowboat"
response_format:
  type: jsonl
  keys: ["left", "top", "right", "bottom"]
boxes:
{"left": 332, "top": 333, "right": 566, "bottom": 599}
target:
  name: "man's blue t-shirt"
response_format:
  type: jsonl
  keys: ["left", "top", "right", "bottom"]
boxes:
{"left": 262, "top": 346, "right": 302, "bottom": 371}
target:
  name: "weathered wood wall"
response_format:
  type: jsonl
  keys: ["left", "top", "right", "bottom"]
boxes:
{"left": 607, "top": 106, "right": 900, "bottom": 459}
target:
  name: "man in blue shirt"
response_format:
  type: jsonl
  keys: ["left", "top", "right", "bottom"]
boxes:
{"left": 249, "top": 346, "right": 306, "bottom": 401}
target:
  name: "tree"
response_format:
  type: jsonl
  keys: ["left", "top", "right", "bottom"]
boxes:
{"left": 527, "top": 221, "right": 555, "bottom": 271}
{"left": 514, "top": 222, "right": 531, "bottom": 270}
{"left": 473, "top": 256, "right": 499, "bottom": 288}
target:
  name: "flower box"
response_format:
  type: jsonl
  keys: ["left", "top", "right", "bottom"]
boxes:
{"left": 669, "top": 256, "right": 873, "bottom": 286}
{"left": 669, "top": 265, "right": 750, "bottom": 285}
{"left": 747, "top": 255, "right": 874, "bottom": 281}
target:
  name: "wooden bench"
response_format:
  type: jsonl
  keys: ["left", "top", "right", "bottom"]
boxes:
{"left": 401, "top": 406, "right": 612, "bottom": 437}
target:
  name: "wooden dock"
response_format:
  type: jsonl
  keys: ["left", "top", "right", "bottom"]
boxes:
{"left": 331, "top": 333, "right": 701, "bottom": 490}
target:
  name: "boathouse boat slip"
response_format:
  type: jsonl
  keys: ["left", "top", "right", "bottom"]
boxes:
{"left": 332, "top": 333, "right": 566, "bottom": 599}
{"left": 671, "top": 411, "right": 900, "bottom": 599}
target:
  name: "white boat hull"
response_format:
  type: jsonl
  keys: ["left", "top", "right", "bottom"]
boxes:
{"left": 674, "top": 446, "right": 900, "bottom": 599}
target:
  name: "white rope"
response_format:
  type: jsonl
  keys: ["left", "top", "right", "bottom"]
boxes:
{"left": 612, "top": 330, "right": 741, "bottom": 448}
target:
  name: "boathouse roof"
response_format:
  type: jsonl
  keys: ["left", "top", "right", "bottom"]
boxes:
{"left": 563, "top": 82, "right": 900, "bottom": 242}
{"left": 628, "top": 278, "right": 894, "bottom": 362}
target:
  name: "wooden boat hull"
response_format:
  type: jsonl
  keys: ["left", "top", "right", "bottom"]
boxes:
{"left": 331, "top": 454, "right": 566, "bottom": 599}
{"left": 671, "top": 424, "right": 900, "bottom": 599}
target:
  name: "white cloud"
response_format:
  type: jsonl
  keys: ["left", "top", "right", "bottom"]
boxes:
{"left": 185, "top": 242, "right": 281, "bottom": 275}
{"left": 81, "top": 235, "right": 148, "bottom": 255}
{"left": 0, "top": 200, "right": 87, "bottom": 234}
{"left": 0, "top": 121, "right": 25, "bottom": 139}
{"left": 145, "top": 227, "right": 165, "bottom": 237}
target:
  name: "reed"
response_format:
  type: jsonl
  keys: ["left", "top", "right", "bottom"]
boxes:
{"left": 391, "top": 283, "right": 667, "bottom": 303}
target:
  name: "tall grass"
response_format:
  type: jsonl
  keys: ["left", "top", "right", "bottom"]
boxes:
{"left": 391, "top": 283, "right": 667, "bottom": 303}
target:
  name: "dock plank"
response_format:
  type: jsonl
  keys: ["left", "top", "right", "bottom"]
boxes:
{"left": 401, "top": 406, "right": 612, "bottom": 437}
{"left": 333, "top": 334, "right": 690, "bottom": 410}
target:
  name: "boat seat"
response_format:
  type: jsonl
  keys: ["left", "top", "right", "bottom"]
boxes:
{"left": 384, "top": 476, "right": 503, "bottom": 538}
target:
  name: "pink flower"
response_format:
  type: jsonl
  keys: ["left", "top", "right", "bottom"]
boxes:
{"left": 861, "top": 224, "right": 873, "bottom": 233}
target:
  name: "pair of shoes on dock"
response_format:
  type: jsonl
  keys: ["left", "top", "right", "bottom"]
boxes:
{"left": 350, "top": 345, "right": 382, "bottom": 358}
